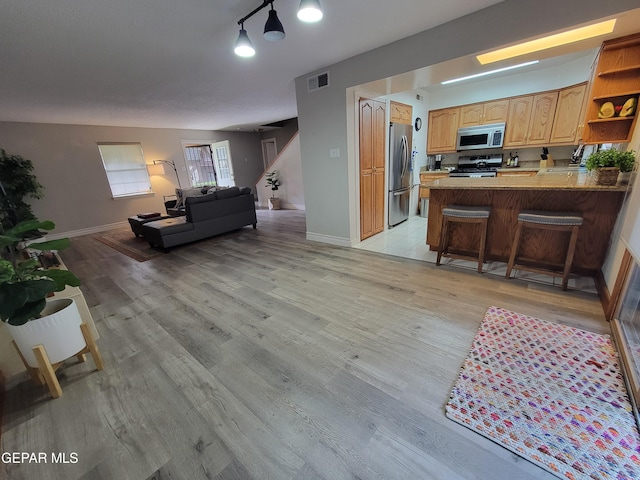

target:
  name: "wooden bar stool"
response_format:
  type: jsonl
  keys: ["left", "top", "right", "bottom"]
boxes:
{"left": 505, "top": 210, "right": 583, "bottom": 290}
{"left": 436, "top": 205, "right": 492, "bottom": 273}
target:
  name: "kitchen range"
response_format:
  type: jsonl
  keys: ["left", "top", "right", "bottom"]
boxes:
{"left": 448, "top": 154, "right": 503, "bottom": 178}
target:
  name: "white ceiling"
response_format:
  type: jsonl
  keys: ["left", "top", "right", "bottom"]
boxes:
{"left": 2, "top": 1, "right": 638, "bottom": 132}
{"left": 0, "top": 0, "right": 504, "bottom": 131}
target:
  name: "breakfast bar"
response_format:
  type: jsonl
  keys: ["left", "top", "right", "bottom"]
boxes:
{"left": 426, "top": 172, "right": 629, "bottom": 274}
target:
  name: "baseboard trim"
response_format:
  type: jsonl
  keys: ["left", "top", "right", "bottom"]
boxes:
{"left": 257, "top": 202, "right": 306, "bottom": 210}
{"left": 45, "top": 221, "right": 129, "bottom": 240}
{"left": 306, "top": 232, "right": 351, "bottom": 247}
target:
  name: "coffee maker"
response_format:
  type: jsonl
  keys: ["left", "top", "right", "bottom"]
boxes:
{"left": 427, "top": 154, "right": 444, "bottom": 171}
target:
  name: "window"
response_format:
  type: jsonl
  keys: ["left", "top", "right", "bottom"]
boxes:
{"left": 98, "top": 143, "right": 152, "bottom": 198}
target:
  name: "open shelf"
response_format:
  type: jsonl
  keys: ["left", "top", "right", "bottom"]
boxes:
{"left": 592, "top": 91, "right": 640, "bottom": 101}
{"left": 588, "top": 116, "right": 635, "bottom": 124}
{"left": 598, "top": 64, "right": 640, "bottom": 76}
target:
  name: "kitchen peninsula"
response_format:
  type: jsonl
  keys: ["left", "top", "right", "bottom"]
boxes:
{"left": 426, "top": 172, "right": 629, "bottom": 275}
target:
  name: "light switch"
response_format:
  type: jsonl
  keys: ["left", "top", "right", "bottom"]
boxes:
{"left": 329, "top": 148, "right": 340, "bottom": 158}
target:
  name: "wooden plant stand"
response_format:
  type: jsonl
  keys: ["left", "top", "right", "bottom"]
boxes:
{"left": 11, "top": 322, "right": 104, "bottom": 399}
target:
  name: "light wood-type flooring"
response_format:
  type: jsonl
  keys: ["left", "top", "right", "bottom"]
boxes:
{"left": 1, "top": 209, "right": 608, "bottom": 480}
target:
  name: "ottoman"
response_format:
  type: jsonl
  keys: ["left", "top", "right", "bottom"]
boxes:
{"left": 128, "top": 214, "right": 170, "bottom": 237}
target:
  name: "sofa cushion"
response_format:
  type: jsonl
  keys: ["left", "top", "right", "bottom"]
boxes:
{"left": 214, "top": 186, "right": 241, "bottom": 200}
{"left": 143, "top": 216, "right": 194, "bottom": 235}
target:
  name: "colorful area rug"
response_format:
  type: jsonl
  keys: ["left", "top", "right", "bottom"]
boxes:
{"left": 95, "top": 229, "right": 162, "bottom": 262}
{"left": 446, "top": 306, "right": 640, "bottom": 479}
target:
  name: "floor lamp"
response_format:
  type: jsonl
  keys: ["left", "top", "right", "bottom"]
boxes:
{"left": 148, "top": 160, "right": 182, "bottom": 188}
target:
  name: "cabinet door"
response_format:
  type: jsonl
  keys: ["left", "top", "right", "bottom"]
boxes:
{"left": 427, "top": 107, "right": 459, "bottom": 153}
{"left": 458, "top": 104, "right": 483, "bottom": 127}
{"left": 483, "top": 99, "right": 510, "bottom": 124}
{"left": 419, "top": 173, "right": 449, "bottom": 198}
{"left": 390, "top": 101, "right": 412, "bottom": 125}
{"left": 504, "top": 96, "right": 533, "bottom": 147}
{"left": 359, "top": 99, "right": 386, "bottom": 240}
{"left": 550, "top": 84, "right": 586, "bottom": 144}
{"left": 527, "top": 92, "right": 559, "bottom": 145}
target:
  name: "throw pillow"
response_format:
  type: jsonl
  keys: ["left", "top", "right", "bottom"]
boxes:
{"left": 239, "top": 187, "right": 252, "bottom": 195}
{"left": 175, "top": 187, "right": 204, "bottom": 208}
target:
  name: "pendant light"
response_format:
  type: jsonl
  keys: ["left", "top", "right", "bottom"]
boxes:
{"left": 234, "top": 24, "right": 255, "bottom": 57}
{"left": 297, "top": 0, "right": 323, "bottom": 23}
{"left": 263, "top": 3, "right": 285, "bottom": 41}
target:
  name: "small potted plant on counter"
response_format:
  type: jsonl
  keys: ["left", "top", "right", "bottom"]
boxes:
{"left": 265, "top": 170, "right": 281, "bottom": 210}
{"left": 585, "top": 148, "right": 636, "bottom": 186}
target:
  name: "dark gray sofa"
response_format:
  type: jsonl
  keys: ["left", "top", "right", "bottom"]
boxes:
{"left": 142, "top": 186, "right": 257, "bottom": 251}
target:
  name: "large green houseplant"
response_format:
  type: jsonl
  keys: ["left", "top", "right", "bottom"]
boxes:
{"left": 0, "top": 149, "right": 44, "bottom": 230}
{"left": 0, "top": 219, "right": 80, "bottom": 326}
{"left": 265, "top": 170, "right": 281, "bottom": 210}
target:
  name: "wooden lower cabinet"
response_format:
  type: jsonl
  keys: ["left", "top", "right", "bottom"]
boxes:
{"left": 359, "top": 98, "right": 386, "bottom": 240}
{"left": 419, "top": 172, "right": 449, "bottom": 199}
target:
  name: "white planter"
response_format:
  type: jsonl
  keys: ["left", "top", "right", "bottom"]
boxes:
{"left": 7, "top": 298, "right": 85, "bottom": 368}
{"left": 269, "top": 197, "right": 281, "bottom": 210}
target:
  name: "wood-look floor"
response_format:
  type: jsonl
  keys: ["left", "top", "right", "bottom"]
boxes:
{"left": 1, "top": 209, "right": 608, "bottom": 480}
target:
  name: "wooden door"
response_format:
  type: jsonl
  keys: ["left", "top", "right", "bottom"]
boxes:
{"left": 427, "top": 107, "right": 459, "bottom": 153}
{"left": 360, "top": 99, "right": 386, "bottom": 240}
{"left": 527, "top": 92, "right": 558, "bottom": 145}
{"left": 483, "top": 99, "right": 510, "bottom": 124}
{"left": 550, "top": 83, "right": 587, "bottom": 144}
{"left": 504, "top": 96, "right": 533, "bottom": 147}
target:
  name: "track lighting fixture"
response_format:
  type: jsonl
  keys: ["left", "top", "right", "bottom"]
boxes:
{"left": 297, "top": 0, "right": 323, "bottom": 23}
{"left": 234, "top": 0, "right": 322, "bottom": 57}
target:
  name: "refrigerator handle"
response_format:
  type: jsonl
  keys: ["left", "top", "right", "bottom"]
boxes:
{"left": 400, "top": 135, "right": 408, "bottom": 178}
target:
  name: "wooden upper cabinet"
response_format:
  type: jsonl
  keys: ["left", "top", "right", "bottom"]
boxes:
{"left": 427, "top": 107, "right": 460, "bottom": 153}
{"left": 582, "top": 33, "right": 640, "bottom": 144}
{"left": 504, "top": 92, "right": 558, "bottom": 147}
{"left": 458, "top": 99, "right": 509, "bottom": 128}
{"left": 527, "top": 91, "right": 559, "bottom": 145}
{"left": 549, "top": 83, "right": 587, "bottom": 144}
{"left": 504, "top": 96, "right": 534, "bottom": 147}
{"left": 390, "top": 101, "right": 413, "bottom": 125}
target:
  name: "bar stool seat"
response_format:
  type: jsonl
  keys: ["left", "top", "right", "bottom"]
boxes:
{"left": 436, "top": 205, "right": 492, "bottom": 273}
{"left": 506, "top": 210, "right": 583, "bottom": 290}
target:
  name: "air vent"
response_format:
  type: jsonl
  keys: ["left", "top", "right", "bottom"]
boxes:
{"left": 307, "top": 71, "right": 329, "bottom": 92}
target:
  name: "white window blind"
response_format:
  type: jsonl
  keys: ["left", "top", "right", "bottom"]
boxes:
{"left": 98, "top": 143, "right": 152, "bottom": 198}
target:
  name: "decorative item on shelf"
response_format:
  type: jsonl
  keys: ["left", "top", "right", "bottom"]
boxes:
{"left": 619, "top": 97, "right": 637, "bottom": 117}
{"left": 0, "top": 219, "right": 103, "bottom": 398}
{"left": 585, "top": 148, "right": 636, "bottom": 186}
{"left": 265, "top": 170, "right": 281, "bottom": 210}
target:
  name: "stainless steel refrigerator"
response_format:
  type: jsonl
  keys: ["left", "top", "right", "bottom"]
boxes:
{"left": 388, "top": 122, "right": 412, "bottom": 227}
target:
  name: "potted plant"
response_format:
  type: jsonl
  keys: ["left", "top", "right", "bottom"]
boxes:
{"left": 0, "top": 219, "right": 86, "bottom": 369}
{"left": 265, "top": 170, "right": 281, "bottom": 210}
{"left": 0, "top": 149, "right": 44, "bottom": 230}
{"left": 585, "top": 148, "right": 636, "bottom": 186}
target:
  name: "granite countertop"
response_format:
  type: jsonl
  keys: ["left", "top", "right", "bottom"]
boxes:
{"left": 429, "top": 171, "right": 629, "bottom": 191}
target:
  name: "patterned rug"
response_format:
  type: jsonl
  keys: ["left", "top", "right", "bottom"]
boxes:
{"left": 95, "top": 228, "right": 163, "bottom": 262}
{"left": 446, "top": 306, "right": 640, "bottom": 479}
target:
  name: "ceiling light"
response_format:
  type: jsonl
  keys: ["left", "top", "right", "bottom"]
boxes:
{"left": 234, "top": 26, "right": 255, "bottom": 57}
{"left": 441, "top": 61, "right": 539, "bottom": 85}
{"left": 477, "top": 19, "right": 616, "bottom": 65}
{"left": 298, "top": 0, "right": 323, "bottom": 23}
{"left": 264, "top": 4, "right": 285, "bottom": 41}
{"left": 235, "top": 1, "right": 321, "bottom": 57}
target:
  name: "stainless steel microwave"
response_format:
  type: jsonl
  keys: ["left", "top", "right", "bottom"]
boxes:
{"left": 456, "top": 122, "right": 505, "bottom": 151}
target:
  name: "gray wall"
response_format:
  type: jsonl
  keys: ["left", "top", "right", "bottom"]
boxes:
{"left": 295, "top": 0, "right": 640, "bottom": 244}
{"left": 0, "top": 122, "right": 263, "bottom": 235}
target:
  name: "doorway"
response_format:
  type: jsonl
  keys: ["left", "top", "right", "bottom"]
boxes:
{"left": 261, "top": 138, "right": 277, "bottom": 171}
